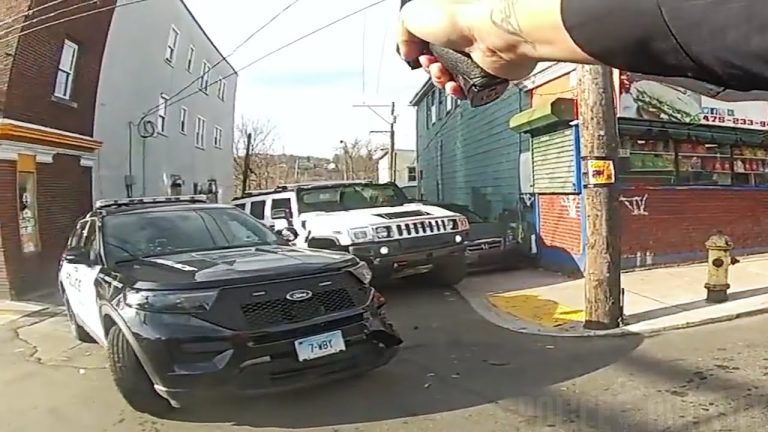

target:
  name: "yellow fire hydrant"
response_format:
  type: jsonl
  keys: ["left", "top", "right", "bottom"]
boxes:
{"left": 704, "top": 232, "right": 739, "bottom": 303}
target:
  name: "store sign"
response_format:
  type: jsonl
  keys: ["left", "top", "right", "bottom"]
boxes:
{"left": 618, "top": 72, "right": 768, "bottom": 130}
{"left": 18, "top": 172, "right": 40, "bottom": 253}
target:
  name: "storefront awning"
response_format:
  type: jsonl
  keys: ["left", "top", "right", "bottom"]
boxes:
{"left": 509, "top": 98, "right": 576, "bottom": 135}
{"left": 619, "top": 118, "right": 768, "bottom": 145}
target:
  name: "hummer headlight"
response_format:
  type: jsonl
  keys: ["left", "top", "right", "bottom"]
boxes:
{"left": 349, "top": 227, "right": 372, "bottom": 243}
{"left": 374, "top": 226, "right": 393, "bottom": 239}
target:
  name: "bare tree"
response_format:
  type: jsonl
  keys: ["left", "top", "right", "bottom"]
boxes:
{"left": 336, "top": 138, "right": 378, "bottom": 181}
{"left": 233, "top": 116, "right": 277, "bottom": 195}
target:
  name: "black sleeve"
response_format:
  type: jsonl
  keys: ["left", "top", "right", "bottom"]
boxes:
{"left": 561, "top": 0, "right": 768, "bottom": 92}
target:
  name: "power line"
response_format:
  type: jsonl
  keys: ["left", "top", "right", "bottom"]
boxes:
{"left": 0, "top": 0, "right": 152, "bottom": 45}
{"left": 0, "top": 0, "right": 99, "bottom": 38}
{"left": 161, "top": 0, "right": 388, "bottom": 114}
{"left": 375, "top": 19, "right": 390, "bottom": 95}
{"left": 141, "top": 0, "right": 302, "bottom": 120}
{"left": 361, "top": 11, "right": 367, "bottom": 97}
{"left": 0, "top": 0, "right": 70, "bottom": 29}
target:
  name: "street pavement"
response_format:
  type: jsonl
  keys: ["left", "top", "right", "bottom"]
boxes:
{"left": 0, "top": 277, "right": 767, "bottom": 431}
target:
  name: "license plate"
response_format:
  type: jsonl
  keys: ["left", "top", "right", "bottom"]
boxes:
{"left": 294, "top": 330, "right": 346, "bottom": 362}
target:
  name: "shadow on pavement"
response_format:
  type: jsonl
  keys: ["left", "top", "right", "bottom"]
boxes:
{"left": 167, "top": 280, "right": 644, "bottom": 429}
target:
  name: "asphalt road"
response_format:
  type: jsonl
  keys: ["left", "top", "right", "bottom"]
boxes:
{"left": 0, "top": 277, "right": 766, "bottom": 432}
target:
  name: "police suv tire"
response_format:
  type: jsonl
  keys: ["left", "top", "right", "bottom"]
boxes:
{"left": 429, "top": 256, "right": 467, "bottom": 286}
{"left": 62, "top": 291, "right": 95, "bottom": 343}
{"left": 107, "top": 326, "right": 173, "bottom": 416}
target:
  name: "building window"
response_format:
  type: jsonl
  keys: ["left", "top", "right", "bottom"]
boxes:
{"left": 430, "top": 91, "right": 437, "bottom": 125}
{"left": 185, "top": 45, "right": 195, "bottom": 72}
{"left": 213, "top": 126, "right": 223, "bottom": 149}
{"left": 437, "top": 91, "right": 445, "bottom": 119}
{"left": 199, "top": 61, "right": 211, "bottom": 93}
{"left": 217, "top": 78, "right": 227, "bottom": 101}
{"left": 195, "top": 116, "right": 206, "bottom": 148}
{"left": 54, "top": 40, "right": 78, "bottom": 100}
{"left": 157, "top": 94, "right": 169, "bottom": 134}
{"left": 179, "top": 106, "right": 188, "bottom": 134}
{"left": 425, "top": 93, "right": 433, "bottom": 129}
{"left": 18, "top": 168, "right": 40, "bottom": 254}
{"left": 407, "top": 166, "right": 417, "bottom": 182}
{"left": 165, "top": 26, "right": 180, "bottom": 64}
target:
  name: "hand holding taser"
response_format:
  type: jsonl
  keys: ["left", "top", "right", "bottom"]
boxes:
{"left": 399, "top": 0, "right": 510, "bottom": 108}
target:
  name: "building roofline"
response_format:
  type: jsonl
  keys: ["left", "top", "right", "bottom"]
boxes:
{"left": 179, "top": 0, "right": 238, "bottom": 76}
{"left": 409, "top": 78, "right": 435, "bottom": 106}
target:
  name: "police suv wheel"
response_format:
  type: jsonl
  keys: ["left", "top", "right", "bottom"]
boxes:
{"left": 107, "top": 326, "right": 173, "bottom": 416}
{"left": 62, "top": 291, "right": 95, "bottom": 343}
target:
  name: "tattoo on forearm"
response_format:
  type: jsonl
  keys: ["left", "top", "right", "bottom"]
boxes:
{"left": 490, "top": 0, "right": 534, "bottom": 45}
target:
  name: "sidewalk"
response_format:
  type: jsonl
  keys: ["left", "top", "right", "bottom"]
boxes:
{"left": 0, "top": 300, "right": 50, "bottom": 326}
{"left": 457, "top": 254, "right": 768, "bottom": 336}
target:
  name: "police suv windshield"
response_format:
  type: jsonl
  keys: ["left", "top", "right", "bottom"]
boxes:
{"left": 102, "top": 207, "right": 277, "bottom": 265}
{"left": 297, "top": 183, "right": 409, "bottom": 213}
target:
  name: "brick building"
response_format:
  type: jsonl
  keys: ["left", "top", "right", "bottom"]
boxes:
{"left": 0, "top": 0, "right": 116, "bottom": 299}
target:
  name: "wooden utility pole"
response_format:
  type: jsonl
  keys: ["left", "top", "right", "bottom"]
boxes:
{"left": 241, "top": 132, "right": 252, "bottom": 194}
{"left": 577, "top": 65, "right": 623, "bottom": 330}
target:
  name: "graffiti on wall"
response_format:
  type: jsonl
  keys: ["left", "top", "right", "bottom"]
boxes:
{"left": 560, "top": 195, "right": 579, "bottom": 218}
{"left": 619, "top": 194, "right": 649, "bottom": 216}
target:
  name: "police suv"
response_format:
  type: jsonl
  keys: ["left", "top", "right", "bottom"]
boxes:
{"left": 232, "top": 181, "right": 471, "bottom": 285}
{"left": 58, "top": 195, "right": 401, "bottom": 414}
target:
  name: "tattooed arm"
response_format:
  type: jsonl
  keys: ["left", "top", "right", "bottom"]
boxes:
{"left": 399, "top": 0, "right": 768, "bottom": 95}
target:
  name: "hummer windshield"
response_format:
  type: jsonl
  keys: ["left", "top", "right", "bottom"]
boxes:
{"left": 297, "top": 183, "right": 409, "bottom": 213}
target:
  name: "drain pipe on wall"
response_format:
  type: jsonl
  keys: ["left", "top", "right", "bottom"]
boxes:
{"left": 126, "top": 121, "right": 134, "bottom": 198}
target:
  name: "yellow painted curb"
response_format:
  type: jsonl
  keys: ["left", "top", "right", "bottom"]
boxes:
{"left": 488, "top": 293, "right": 585, "bottom": 328}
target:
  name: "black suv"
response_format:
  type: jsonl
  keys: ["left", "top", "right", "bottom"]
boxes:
{"left": 58, "top": 195, "right": 401, "bottom": 415}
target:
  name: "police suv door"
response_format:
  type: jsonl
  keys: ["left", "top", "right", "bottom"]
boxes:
{"left": 60, "top": 218, "right": 105, "bottom": 342}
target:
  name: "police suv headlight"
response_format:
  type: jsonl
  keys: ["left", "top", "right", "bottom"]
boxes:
{"left": 349, "top": 227, "right": 372, "bottom": 243}
{"left": 349, "top": 261, "right": 373, "bottom": 285}
{"left": 374, "top": 226, "right": 393, "bottom": 239}
{"left": 124, "top": 289, "right": 218, "bottom": 314}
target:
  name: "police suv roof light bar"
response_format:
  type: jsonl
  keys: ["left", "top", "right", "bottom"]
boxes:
{"left": 95, "top": 195, "right": 209, "bottom": 210}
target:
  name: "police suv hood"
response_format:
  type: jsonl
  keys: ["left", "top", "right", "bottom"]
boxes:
{"left": 300, "top": 202, "right": 461, "bottom": 227}
{"left": 114, "top": 245, "right": 358, "bottom": 290}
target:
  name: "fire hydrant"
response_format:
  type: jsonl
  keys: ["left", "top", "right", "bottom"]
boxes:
{"left": 704, "top": 232, "right": 739, "bottom": 303}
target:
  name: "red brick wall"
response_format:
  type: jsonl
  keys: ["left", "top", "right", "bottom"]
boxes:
{"left": 1, "top": 0, "right": 116, "bottom": 136}
{"left": 0, "top": 0, "right": 29, "bottom": 109}
{"left": 0, "top": 155, "right": 91, "bottom": 299}
{"left": 539, "top": 194, "right": 583, "bottom": 254}
{"left": 620, "top": 187, "right": 768, "bottom": 257}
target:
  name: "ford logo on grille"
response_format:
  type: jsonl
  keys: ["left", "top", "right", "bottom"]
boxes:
{"left": 286, "top": 289, "right": 313, "bottom": 301}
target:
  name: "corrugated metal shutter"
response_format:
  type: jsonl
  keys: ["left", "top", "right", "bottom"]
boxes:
{"left": 532, "top": 129, "right": 577, "bottom": 193}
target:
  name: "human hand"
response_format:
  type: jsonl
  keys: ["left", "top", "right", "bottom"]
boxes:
{"left": 398, "top": 0, "right": 540, "bottom": 99}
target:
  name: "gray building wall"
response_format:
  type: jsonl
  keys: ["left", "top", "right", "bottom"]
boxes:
{"left": 412, "top": 81, "right": 530, "bottom": 221}
{"left": 94, "top": 0, "right": 237, "bottom": 202}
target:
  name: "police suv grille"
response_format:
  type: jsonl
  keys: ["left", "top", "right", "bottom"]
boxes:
{"left": 387, "top": 217, "right": 460, "bottom": 239}
{"left": 239, "top": 273, "right": 369, "bottom": 329}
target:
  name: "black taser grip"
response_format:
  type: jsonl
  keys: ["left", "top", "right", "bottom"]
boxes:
{"left": 428, "top": 45, "right": 509, "bottom": 108}
{"left": 398, "top": 0, "right": 508, "bottom": 108}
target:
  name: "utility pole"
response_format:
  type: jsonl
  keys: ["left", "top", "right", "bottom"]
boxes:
{"left": 353, "top": 102, "right": 396, "bottom": 182}
{"left": 577, "top": 65, "right": 623, "bottom": 330}
{"left": 241, "top": 132, "right": 252, "bottom": 195}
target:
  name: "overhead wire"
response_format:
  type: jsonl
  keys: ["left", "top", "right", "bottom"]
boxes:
{"left": 0, "top": 0, "right": 152, "bottom": 45}
{"left": 0, "top": 0, "right": 70, "bottom": 29}
{"left": 140, "top": 0, "right": 302, "bottom": 120}
{"left": 160, "top": 0, "right": 388, "bottom": 114}
{"left": 0, "top": 0, "right": 99, "bottom": 38}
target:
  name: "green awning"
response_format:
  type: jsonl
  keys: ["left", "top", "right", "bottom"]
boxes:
{"left": 509, "top": 98, "right": 576, "bottom": 134}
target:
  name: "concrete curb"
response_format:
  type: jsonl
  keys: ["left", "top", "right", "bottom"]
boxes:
{"left": 456, "top": 285, "right": 768, "bottom": 338}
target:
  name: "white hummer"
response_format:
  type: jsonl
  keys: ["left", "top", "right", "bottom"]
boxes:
{"left": 232, "top": 181, "right": 470, "bottom": 285}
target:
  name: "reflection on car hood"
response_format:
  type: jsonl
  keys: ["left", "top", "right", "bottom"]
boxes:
{"left": 114, "top": 245, "right": 357, "bottom": 290}
{"left": 468, "top": 222, "right": 504, "bottom": 241}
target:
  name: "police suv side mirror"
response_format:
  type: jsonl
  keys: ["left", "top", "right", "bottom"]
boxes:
{"left": 63, "top": 248, "right": 90, "bottom": 264}
{"left": 275, "top": 227, "right": 298, "bottom": 245}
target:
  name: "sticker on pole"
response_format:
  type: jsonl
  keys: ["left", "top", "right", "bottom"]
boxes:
{"left": 586, "top": 159, "right": 616, "bottom": 186}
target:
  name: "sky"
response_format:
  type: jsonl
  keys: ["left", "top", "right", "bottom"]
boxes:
{"left": 184, "top": 0, "right": 428, "bottom": 158}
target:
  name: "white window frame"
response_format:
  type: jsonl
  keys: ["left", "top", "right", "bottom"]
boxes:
{"left": 195, "top": 116, "right": 207, "bottom": 149}
{"left": 54, "top": 40, "right": 78, "bottom": 100}
{"left": 185, "top": 45, "right": 195, "bottom": 72}
{"left": 165, "top": 25, "right": 180, "bottom": 64}
{"left": 179, "top": 106, "right": 188, "bottom": 134}
{"left": 157, "top": 94, "right": 169, "bottom": 135}
{"left": 407, "top": 166, "right": 417, "bottom": 183}
{"left": 213, "top": 126, "right": 223, "bottom": 149}
{"left": 199, "top": 61, "right": 211, "bottom": 93}
{"left": 217, "top": 78, "right": 227, "bottom": 101}
{"left": 430, "top": 91, "right": 437, "bottom": 125}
